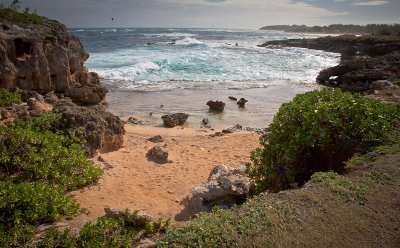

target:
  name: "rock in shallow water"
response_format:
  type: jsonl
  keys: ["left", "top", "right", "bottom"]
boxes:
{"left": 161, "top": 113, "right": 189, "bottom": 127}
{"left": 207, "top": 100, "right": 225, "bottom": 112}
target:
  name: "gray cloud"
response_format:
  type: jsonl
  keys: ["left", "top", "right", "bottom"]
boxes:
{"left": 19, "top": 0, "right": 398, "bottom": 29}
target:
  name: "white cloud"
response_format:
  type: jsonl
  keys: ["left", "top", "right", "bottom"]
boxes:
{"left": 353, "top": 0, "right": 389, "bottom": 6}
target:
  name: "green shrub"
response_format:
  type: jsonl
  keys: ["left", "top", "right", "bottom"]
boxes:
{"left": 247, "top": 88, "right": 399, "bottom": 192}
{"left": 0, "top": 181, "right": 79, "bottom": 247}
{"left": 0, "top": 8, "right": 44, "bottom": 26}
{"left": 0, "top": 113, "right": 103, "bottom": 190}
{"left": 0, "top": 88, "right": 21, "bottom": 107}
{"left": 37, "top": 210, "right": 170, "bottom": 248}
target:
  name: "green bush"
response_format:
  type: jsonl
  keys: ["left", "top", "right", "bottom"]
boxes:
{"left": 0, "top": 88, "right": 21, "bottom": 107}
{"left": 247, "top": 88, "right": 399, "bottom": 192}
{"left": 0, "top": 113, "right": 103, "bottom": 190}
{"left": 0, "top": 8, "right": 44, "bottom": 26}
{"left": 37, "top": 210, "right": 170, "bottom": 248}
{"left": 0, "top": 181, "right": 79, "bottom": 247}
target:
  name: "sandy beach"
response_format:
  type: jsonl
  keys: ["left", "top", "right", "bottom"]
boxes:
{"left": 69, "top": 124, "right": 261, "bottom": 224}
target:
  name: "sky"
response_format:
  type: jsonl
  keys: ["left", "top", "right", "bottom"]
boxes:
{"left": 11, "top": 0, "right": 400, "bottom": 29}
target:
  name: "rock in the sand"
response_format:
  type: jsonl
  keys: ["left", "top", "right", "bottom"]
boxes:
{"left": 54, "top": 99, "right": 125, "bottom": 157}
{"left": 127, "top": 117, "right": 144, "bottom": 125}
{"left": 161, "top": 113, "right": 189, "bottom": 127}
{"left": 146, "top": 146, "right": 169, "bottom": 164}
{"left": 237, "top": 98, "right": 248, "bottom": 108}
{"left": 189, "top": 165, "right": 255, "bottom": 214}
{"left": 207, "top": 100, "right": 225, "bottom": 112}
{"left": 225, "top": 124, "right": 243, "bottom": 132}
{"left": 228, "top": 96, "right": 237, "bottom": 101}
{"left": 147, "top": 135, "right": 164, "bottom": 143}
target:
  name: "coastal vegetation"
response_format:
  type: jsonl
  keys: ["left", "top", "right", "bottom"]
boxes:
{"left": 0, "top": 88, "right": 20, "bottom": 107}
{"left": 159, "top": 89, "right": 400, "bottom": 247}
{"left": 0, "top": 91, "right": 102, "bottom": 247}
{"left": 0, "top": 1, "right": 44, "bottom": 26}
{"left": 260, "top": 24, "right": 400, "bottom": 35}
{"left": 246, "top": 88, "right": 399, "bottom": 192}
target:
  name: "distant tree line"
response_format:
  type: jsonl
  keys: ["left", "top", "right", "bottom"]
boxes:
{"left": 260, "top": 24, "right": 400, "bottom": 36}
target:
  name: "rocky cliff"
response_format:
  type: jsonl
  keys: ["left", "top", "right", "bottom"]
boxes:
{"left": 259, "top": 35, "right": 400, "bottom": 94}
{"left": 0, "top": 10, "right": 107, "bottom": 105}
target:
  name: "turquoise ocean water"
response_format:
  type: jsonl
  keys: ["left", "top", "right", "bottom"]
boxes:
{"left": 71, "top": 28, "right": 340, "bottom": 128}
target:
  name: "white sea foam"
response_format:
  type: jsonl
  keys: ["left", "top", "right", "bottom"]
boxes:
{"left": 96, "top": 62, "right": 160, "bottom": 81}
{"left": 175, "top": 37, "right": 204, "bottom": 46}
{"left": 143, "top": 32, "right": 197, "bottom": 38}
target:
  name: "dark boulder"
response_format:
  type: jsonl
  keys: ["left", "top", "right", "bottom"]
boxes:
{"left": 237, "top": 98, "right": 248, "bottom": 108}
{"left": 146, "top": 146, "right": 169, "bottom": 164}
{"left": 207, "top": 100, "right": 225, "bottom": 112}
{"left": 161, "top": 113, "right": 189, "bottom": 127}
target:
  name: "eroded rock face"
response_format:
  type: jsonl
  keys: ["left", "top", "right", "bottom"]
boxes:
{"left": 189, "top": 165, "right": 255, "bottom": 214}
{"left": 54, "top": 99, "right": 125, "bottom": 157}
{"left": 0, "top": 16, "right": 107, "bottom": 104}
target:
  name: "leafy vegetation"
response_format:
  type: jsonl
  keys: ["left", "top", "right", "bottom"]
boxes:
{"left": 311, "top": 171, "right": 366, "bottom": 204}
{"left": 0, "top": 112, "right": 103, "bottom": 190}
{"left": 247, "top": 88, "right": 399, "bottom": 192}
{"left": 0, "top": 88, "right": 21, "bottom": 107}
{"left": 0, "top": 7, "right": 44, "bottom": 26}
{"left": 36, "top": 210, "right": 171, "bottom": 248}
{"left": 0, "top": 181, "right": 79, "bottom": 247}
{"left": 0, "top": 111, "right": 103, "bottom": 247}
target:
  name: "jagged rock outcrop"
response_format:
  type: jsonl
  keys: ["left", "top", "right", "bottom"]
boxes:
{"left": 161, "top": 113, "right": 189, "bottom": 127}
{"left": 259, "top": 35, "right": 400, "bottom": 60}
{"left": 259, "top": 35, "right": 400, "bottom": 93}
{"left": 54, "top": 99, "right": 125, "bottom": 157}
{"left": 189, "top": 165, "right": 255, "bottom": 214}
{"left": 0, "top": 12, "right": 107, "bottom": 104}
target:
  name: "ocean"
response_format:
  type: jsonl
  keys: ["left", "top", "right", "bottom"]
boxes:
{"left": 71, "top": 28, "right": 340, "bottom": 128}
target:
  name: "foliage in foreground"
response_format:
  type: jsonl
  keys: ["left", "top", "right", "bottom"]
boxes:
{"left": 161, "top": 138, "right": 400, "bottom": 247}
{"left": 36, "top": 210, "right": 171, "bottom": 248}
{"left": 0, "top": 88, "right": 21, "bottom": 107}
{"left": 0, "top": 181, "right": 79, "bottom": 247}
{"left": 0, "top": 113, "right": 103, "bottom": 247}
{"left": 0, "top": 112, "right": 103, "bottom": 190}
{"left": 247, "top": 88, "right": 399, "bottom": 192}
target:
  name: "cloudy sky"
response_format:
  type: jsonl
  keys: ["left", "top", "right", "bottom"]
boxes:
{"left": 15, "top": 0, "right": 400, "bottom": 29}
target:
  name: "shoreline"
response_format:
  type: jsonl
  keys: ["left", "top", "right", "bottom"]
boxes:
{"left": 104, "top": 83, "right": 321, "bottom": 130}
